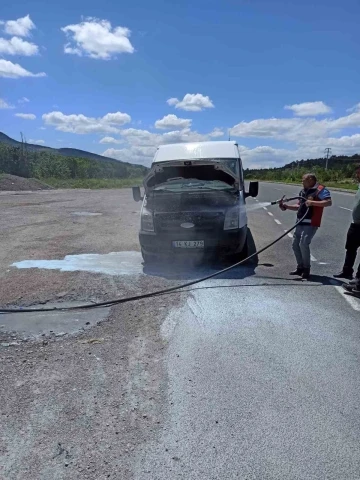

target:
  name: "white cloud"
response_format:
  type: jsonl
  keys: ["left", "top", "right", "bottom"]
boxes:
{"left": 38, "top": 100, "right": 360, "bottom": 169}
{"left": 120, "top": 127, "right": 209, "bottom": 147}
{"left": 347, "top": 103, "right": 360, "bottom": 113}
{"left": 102, "top": 147, "right": 156, "bottom": 165}
{"left": 103, "top": 126, "right": 226, "bottom": 166}
{"left": 1, "top": 15, "right": 35, "bottom": 37}
{"left": 64, "top": 45, "right": 82, "bottom": 56}
{"left": 238, "top": 135, "right": 360, "bottom": 169}
{"left": 105, "top": 116, "right": 360, "bottom": 168}
{"left": 325, "top": 134, "right": 360, "bottom": 153}
{"left": 167, "top": 93, "right": 214, "bottom": 112}
{"left": 0, "top": 59, "right": 46, "bottom": 78}
{"left": 15, "top": 113, "right": 36, "bottom": 120}
{"left": 155, "top": 114, "right": 192, "bottom": 130}
{"left": 18, "top": 96, "right": 30, "bottom": 103}
{"left": 61, "top": 17, "right": 135, "bottom": 60}
{"left": 231, "top": 117, "right": 300, "bottom": 139}
{"left": 238, "top": 145, "right": 298, "bottom": 169}
{"left": 231, "top": 110, "right": 360, "bottom": 144}
{"left": 209, "top": 128, "right": 224, "bottom": 138}
{"left": 42, "top": 110, "right": 131, "bottom": 134}
{"left": 284, "top": 101, "right": 332, "bottom": 117}
{"left": 0, "top": 36, "right": 39, "bottom": 56}
{"left": 0, "top": 98, "right": 14, "bottom": 109}
{"left": 331, "top": 111, "right": 360, "bottom": 130}
{"left": 229, "top": 104, "right": 360, "bottom": 168}
{"left": 99, "top": 136, "right": 123, "bottom": 144}
{"left": 29, "top": 139, "right": 45, "bottom": 145}
{"left": 102, "top": 112, "right": 131, "bottom": 124}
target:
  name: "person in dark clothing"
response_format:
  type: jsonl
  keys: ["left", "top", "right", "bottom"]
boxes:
{"left": 279, "top": 173, "right": 332, "bottom": 279}
{"left": 334, "top": 166, "right": 360, "bottom": 293}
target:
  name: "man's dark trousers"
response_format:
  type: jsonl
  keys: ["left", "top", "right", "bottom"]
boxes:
{"left": 343, "top": 223, "right": 360, "bottom": 284}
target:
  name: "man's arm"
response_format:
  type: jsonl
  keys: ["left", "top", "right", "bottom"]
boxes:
{"left": 280, "top": 203, "right": 299, "bottom": 211}
{"left": 305, "top": 199, "right": 332, "bottom": 207}
{"left": 308, "top": 187, "right": 332, "bottom": 207}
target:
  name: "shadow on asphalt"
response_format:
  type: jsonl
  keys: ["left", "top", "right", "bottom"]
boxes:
{"left": 143, "top": 229, "right": 259, "bottom": 281}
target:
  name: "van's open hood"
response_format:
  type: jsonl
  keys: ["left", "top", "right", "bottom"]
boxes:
{"left": 143, "top": 160, "right": 238, "bottom": 194}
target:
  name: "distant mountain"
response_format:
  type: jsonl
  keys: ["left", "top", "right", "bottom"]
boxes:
{"left": 0, "top": 132, "right": 143, "bottom": 169}
{"left": 56, "top": 147, "right": 125, "bottom": 163}
{"left": 0, "top": 132, "right": 52, "bottom": 151}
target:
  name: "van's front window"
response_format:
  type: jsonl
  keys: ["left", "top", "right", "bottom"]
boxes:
{"left": 153, "top": 178, "right": 235, "bottom": 193}
{"left": 150, "top": 158, "right": 240, "bottom": 193}
{"left": 220, "top": 159, "right": 239, "bottom": 176}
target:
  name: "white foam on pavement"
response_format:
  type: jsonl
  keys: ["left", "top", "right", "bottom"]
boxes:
{"left": 11, "top": 251, "right": 144, "bottom": 276}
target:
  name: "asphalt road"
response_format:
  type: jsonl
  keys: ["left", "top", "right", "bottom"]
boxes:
{"left": 1, "top": 184, "right": 360, "bottom": 480}
{"left": 259, "top": 182, "right": 357, "bottom": 275}
{"left": 135, "top": 183, "right": 360, "bottom": 480}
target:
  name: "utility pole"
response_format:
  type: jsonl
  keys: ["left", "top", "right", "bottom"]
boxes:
{"left": 20, "top": 132, "right": 24, "bottom": 157}
{"left": 324, "top": 147, "right": 332, "bottom": 170}
{"left": 228, "top": 129, "right": 231, "bottom": 141}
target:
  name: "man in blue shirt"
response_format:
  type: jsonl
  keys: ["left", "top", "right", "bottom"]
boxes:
{"left": 280, "top": 173, "right": 332, "bottom": 279}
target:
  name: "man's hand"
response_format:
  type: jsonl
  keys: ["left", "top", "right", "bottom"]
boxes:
{"left": 305, "top": 199, "right": 314, "bottom": 207}
{"left": 279, "top": 199, "right": 287, "bottom": 211}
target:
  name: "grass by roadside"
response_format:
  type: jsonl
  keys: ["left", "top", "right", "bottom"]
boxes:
{"left": 42, "top": 177, "right": 144, "bottom": 189}
{"left": 254, "top": 179, "right": 358, "bottom": 192}
{"left": 325, "top": 182, "right": 357, "bottom": 191}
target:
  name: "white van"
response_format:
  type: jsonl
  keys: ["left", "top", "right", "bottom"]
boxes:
{"left": 132, "top": 141, "right": 259, "bottom": 263}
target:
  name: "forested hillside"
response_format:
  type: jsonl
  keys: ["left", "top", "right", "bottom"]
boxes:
{"left": 0, "top": 138, "right": 148, "bottom": 181}
{"left": 244, "top": 154, "right": 360, "bottom": 184}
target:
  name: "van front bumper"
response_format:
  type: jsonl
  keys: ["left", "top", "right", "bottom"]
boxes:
{"left": 139, "top": 226, "right": 247, "bottom": 257}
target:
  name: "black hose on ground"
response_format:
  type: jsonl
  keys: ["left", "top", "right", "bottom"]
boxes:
{"left": 0, "top": 201, "right": 307, "bottom": 314}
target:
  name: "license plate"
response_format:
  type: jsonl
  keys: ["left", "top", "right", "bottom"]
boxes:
{"left": 172, "top": 240, "right": 204, "bottom": 249}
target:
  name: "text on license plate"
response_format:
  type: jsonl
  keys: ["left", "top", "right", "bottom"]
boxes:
{"left": 172, "top": 240, "right": 204, "bottom": 249}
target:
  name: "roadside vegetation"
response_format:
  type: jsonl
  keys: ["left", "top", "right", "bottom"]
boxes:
{"left": 1, "top": 140, "right": 359, "bottom": 190}
{"left": 43, "top": 177, "right": 144, "bottom": 189}
{"left": 0, "top": 142, "right": 147, "bottom": 189}
{"left": 244, "top": 154, "right": 360, "bottom": 190}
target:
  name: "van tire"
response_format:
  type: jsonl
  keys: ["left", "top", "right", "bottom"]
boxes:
{"left": 141, "top": 249, "right": 157, "bottom": 265}
{"left": 232, "top": 238, "right": 249, "bottom": 264}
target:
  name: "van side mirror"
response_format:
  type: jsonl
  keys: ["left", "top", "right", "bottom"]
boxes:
{"left": 245, "top": 181, "right": 259, "bottom": 198}
{"left": 132, "top": 186, "right": 143, "bottom": 202}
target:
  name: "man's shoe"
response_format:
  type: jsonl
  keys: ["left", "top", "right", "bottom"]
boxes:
{"left": 342, "top": 280, "right": 356, "bottom": 290}
{"left": 302, "top": 268, "right": 311, "bottom": 280}
{"left": 290, "top": 267, "right": 304, "bottom": 276}
{"left": 334, "top": 270, "right": 353, "bottom": 280}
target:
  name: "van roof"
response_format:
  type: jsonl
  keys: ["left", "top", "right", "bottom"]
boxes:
{"left": 153, "top": 141, "right": 239, "bottom": 163}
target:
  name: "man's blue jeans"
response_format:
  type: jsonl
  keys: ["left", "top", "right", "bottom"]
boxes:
{"left": 292, "top": 225, "right": 318, "bottom": 269}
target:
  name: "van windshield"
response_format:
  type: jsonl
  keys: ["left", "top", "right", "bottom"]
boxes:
{"left": 218, "top": 159, "right": 239, "bottom": 176}
{"left": 147, "top": 158, "right": 240, "bottom": 192}
{"left": 153, "top": 178, "right": 236, "bottom": 193}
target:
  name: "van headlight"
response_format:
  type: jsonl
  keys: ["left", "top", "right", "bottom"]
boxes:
{"left": 141, "top": 206, "right": 155, "bottom": 232}
{"left": 224, "top": 208, "right": 239, "bottom": 230}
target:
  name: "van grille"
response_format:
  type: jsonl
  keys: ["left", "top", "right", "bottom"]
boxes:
{"left": 155, "top": 212, "right": 224, "bottom": 233}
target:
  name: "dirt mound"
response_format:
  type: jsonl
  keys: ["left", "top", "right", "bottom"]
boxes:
{"left": 0, "top": 174, "right": 53, "bottom": 191}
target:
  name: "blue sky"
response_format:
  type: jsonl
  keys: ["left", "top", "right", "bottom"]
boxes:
{"left": 1, "top": 0, "right": 360, "bottom": 168}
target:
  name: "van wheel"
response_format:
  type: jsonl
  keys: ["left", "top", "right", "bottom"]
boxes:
{"left": 141, "top": 249, "right": 157, "bottom": 265}
{"left": 232, "top": 240, "right": 249, "bottom": 264}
